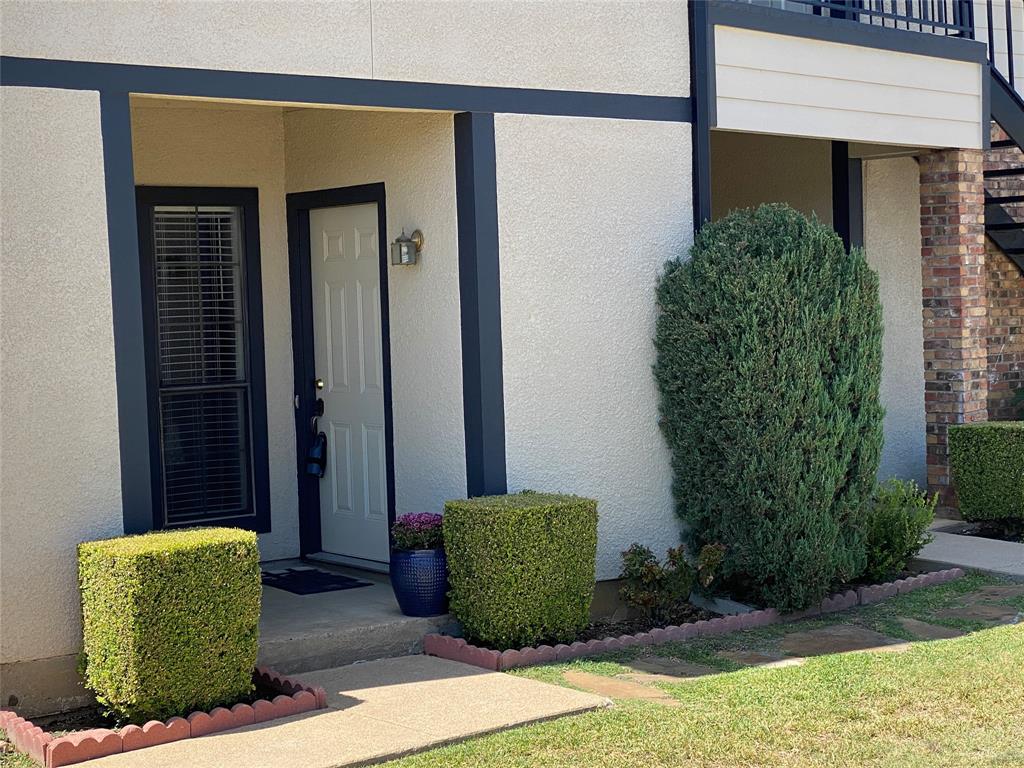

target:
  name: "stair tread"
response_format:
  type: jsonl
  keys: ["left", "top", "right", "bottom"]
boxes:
{"left": 987, "top": 195, "right": 1024, "bottom": 205}
{"left": 984, "top": 167, "right": 1024, "bottom": 178}
{"left": 992, "top": 139, "right": 1019, "bottom": 149}
{"left": 988, "top": 222, "right": 1024, "bottom": 231}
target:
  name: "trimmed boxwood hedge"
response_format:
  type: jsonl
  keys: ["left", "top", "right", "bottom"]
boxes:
{"left": 949, "top": 422, "right": 1024, "bottom": 521}
{"left": 443, "top": 492, "right": 597, "bottom": 649}
{"left": 78, "top": 527, "right": 261, "bottom": 723}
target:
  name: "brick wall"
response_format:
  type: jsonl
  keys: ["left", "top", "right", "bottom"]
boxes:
{"left": 985, "top": 124, "right": 1024, "bottom": 421}
{"left": 919, "top": 148, "right": 988, "bottom": 512}
{"left": 986, "top": 239, "right": 1024, "bottom": 419}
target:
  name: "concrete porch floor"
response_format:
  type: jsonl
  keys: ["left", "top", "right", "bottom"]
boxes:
{"left": 258, "top": 560, "right": 452, "bottom": 674}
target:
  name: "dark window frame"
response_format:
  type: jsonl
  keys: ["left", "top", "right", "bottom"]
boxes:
{"left": 136, "top": 186, "right": 270, "bottom": 533}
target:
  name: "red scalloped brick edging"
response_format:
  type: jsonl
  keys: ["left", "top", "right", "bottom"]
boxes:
{"left": 0, "top": 667, "right": 328, "bottom": 767}
{"left": 423, "top": 568, "right": 966, "bottom": 671}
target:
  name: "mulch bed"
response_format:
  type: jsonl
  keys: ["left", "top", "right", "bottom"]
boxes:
{"left": 935, "top": 521, "right": 1024, "bottom": 544}
{"left": 571, "top": 605, "right": 714, "bottom": 644}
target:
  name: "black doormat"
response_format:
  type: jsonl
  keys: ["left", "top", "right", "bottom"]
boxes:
{"left": 261, "top": 567, "right": 374, "bottom": 595}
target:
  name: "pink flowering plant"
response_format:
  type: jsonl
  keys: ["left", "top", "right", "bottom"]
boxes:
{"left": 391, "top": 513, "right": 444, "bottom": 551}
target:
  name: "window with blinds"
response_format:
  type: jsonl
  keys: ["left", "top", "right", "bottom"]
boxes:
{"left": 137, "top": 189, "right": 268, "bottom": 531}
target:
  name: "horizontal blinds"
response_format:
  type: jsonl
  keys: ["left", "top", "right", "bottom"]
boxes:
{"left": 152, "top": 205, "right": 252, "bottom": 523}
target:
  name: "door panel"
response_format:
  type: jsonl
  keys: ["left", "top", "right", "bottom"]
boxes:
{"left": 310, "top": 203, "right": 389, "bottom": 563}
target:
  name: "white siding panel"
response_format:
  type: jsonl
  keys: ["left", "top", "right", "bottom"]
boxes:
{"left": 717, "top": 97, "right": 982, "bottom": 148}
{"left": 714, "top": 26, "right": 985, "bottom": 148}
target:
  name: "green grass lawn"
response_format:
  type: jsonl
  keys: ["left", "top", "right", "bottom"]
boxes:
{"left": 390, "top": 576, "right": 1024, "bottom": 768}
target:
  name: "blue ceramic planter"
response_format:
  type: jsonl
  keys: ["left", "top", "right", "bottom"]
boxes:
{"left": 390, "top": 548, "right": 449, "bottom": 617}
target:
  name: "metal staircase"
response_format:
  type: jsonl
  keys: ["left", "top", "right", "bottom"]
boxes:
{"left": 978, "top": 0, "right": 1024, "bottom": 273}
{"left": 985, "top": 71, "right": 1024, "bottom": 273}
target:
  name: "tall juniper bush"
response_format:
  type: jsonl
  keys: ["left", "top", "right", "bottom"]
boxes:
{"left": 654, "top": 204, "right": 884, "bottom": 611}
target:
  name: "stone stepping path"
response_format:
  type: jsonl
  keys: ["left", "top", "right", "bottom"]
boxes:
{"left": 622, "top": 656, "right": 719, "bottom": 680}
{"left": 718, "top": 650, "right": 804, "bottom": 669}
{"left": 935, "top": 603, "right": 1023, "bottom": 623}
{"left": 894, "top": 617, "right": 964, "bottom": 640}
{"left": 560, "top": 594, "right": 1020, "bottom": 708}
{"left": 971, "top": 584, "right": 1024, "bottom": 601}
{"left": 779, "top": 625, "right": 907, "bottom": 657}
{"left": 562, "top": 670, "right": 683, "bottom": 707}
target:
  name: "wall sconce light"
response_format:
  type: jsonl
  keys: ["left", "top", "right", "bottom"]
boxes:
{"left": 391, "top": 229, "right": 424, "bottom": 266}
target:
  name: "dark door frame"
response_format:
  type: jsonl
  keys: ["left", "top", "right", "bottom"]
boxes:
{"left": 286, "top": 182, "right": 396, "bottom": 559}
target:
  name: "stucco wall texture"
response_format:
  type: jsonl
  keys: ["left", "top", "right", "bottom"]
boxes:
{"left": 284, "top": 108, "right": 468, "bottom": 520}
{"left": 1, "top": 87, "right": 124, "bottom": 666}
{"left": 0, "top": 0, "right": 689, "bottom": 97}
{"left": 494, "top": 114, "right": 693, "bottom": 580}
{"left": 863, "top": 157, "right": 928, "bottom": 487}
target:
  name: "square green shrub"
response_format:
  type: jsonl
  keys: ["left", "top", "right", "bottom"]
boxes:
{"left": 949, "top": 422, "right": 1024, "bottom": 521}
{"left": 78, "top": 527, "right": 261, "bottom": 723}
{"left": 443, "top": 492, "right": 597, "bottom": 649}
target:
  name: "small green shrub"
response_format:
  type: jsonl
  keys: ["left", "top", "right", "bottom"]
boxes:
{"left": 619, "top": 543, "right": 724, "bottom": 624}
{"left": 78, "top": 527, "right": 261, "bottom": 723}
{"left": 654, "top": 204, "right": 884, "bottom": 611}
{"left": 863, "top": 479, "right": 936, "bottom": 582}
{"left": 443, "top": 492, "right": 597, "bottom": 649}
{"left": 949, "top": 422, "right": 1024, "bottom": 521}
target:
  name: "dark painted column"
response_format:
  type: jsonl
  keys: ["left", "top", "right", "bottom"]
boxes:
{"left": 100, "top": 91, "right": 153, "bottom": 533}
{"left": 831, "top": 140, "right": 864, "bottom": 251}
{"left": 454, "top": 112, "right": 507, "bottom": 497}
{"left": 689, "top": 0, "right": 714, "bottom": 229}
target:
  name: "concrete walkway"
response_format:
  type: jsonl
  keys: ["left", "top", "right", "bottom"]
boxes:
{"left": 89, "top": 656, "right": 607, "bottom": 768}
{"left": 918, "top": 524, "right": 1024, "bottom": 579}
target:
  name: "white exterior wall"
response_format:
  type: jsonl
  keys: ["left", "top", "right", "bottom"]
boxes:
{"left": 863, "top": 157, "right": 927, "bottom": 487}
{"left": 494, "top": 114, "right": 692, "bottom": 580}
{"left": 0, "top": 88, "right": 123, "bottom": 672}
{"left": 131, "top": 100, "right": 298, "bottom": 560}
{"left": 0, "top": 0, "right": 688, "bottom": 96}
{"left": 284, "top": 108, "right": 468, "bottom": 518}
{"left": 714, "top": 25, "right": 986, "bottom": 149}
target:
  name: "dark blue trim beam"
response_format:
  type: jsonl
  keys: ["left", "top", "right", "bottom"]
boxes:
{"left": 99, "top": 92, "right": 152, "bottom": 534}
{"left": 831, "top": 141, "right": 864, "bottom": 252}
{"left": 455, "top": 112, "right": 507, "bottom": 498}
{"left": 1, "top": 56, "right": 691, "bottom": 123}
{"left": 689, "top": 0, "right": 714, "bottom": 230}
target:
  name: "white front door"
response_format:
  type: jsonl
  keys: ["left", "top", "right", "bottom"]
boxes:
{"left": 309, "top": 203, "right": 390, "bottom": 565}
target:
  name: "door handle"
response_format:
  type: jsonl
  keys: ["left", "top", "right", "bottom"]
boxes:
{"left": 315, "top": 377, "right": 325, "bottom": 390}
